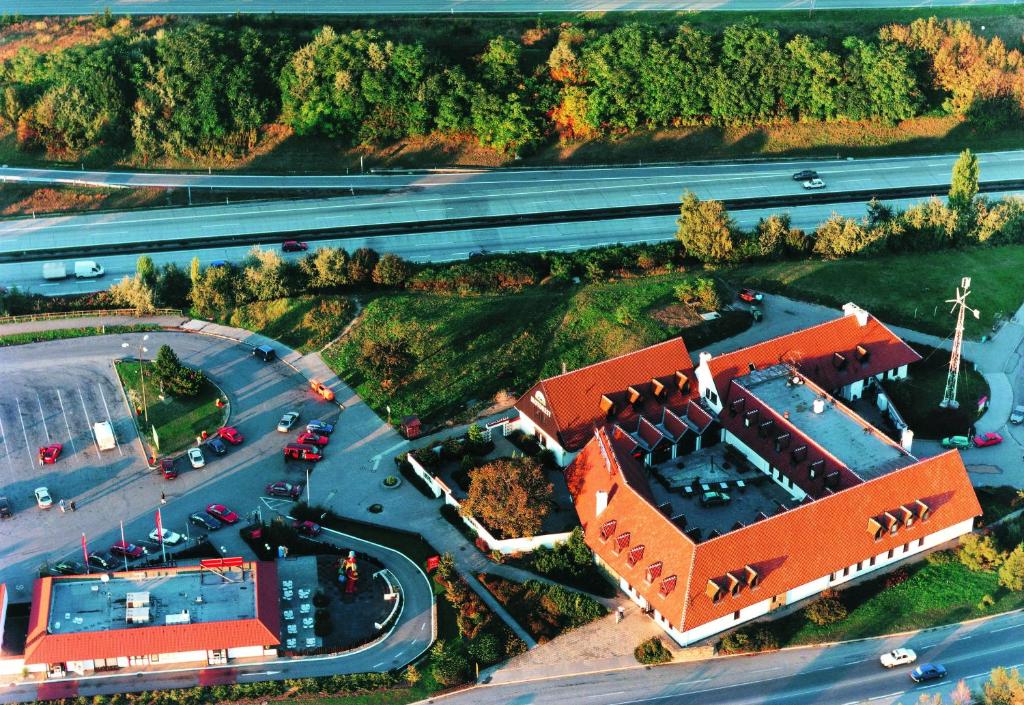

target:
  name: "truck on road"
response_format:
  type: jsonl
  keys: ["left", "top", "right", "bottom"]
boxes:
{"left": 42, "top": 262, "right": 66, "bottom": 280}
{"left": 41, "top": 261, "right": 105, "bottom": 280}
{"left": 93, "top": 421, "right": 116, "bottom": 451}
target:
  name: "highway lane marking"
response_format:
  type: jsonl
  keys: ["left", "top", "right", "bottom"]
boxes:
{"left": 56, "top": 389, "right": 78, "bottom": 455}
{"left": 579, "top": 692, "right": 628, "bottom": 699}
{"left": 0, "top": 413, "right": 16, "bottom": 484}
{"left": 989, "top": 624, "right": 1019, "bottom": 633}
{"left": 36, "top": 392, "right": 51, "bottom": 442}
{"left": 844, "top": 658, "right": 871, "bottom": 664}
{"left": 748, "top": 666, "right": 782, "bottom": 673}
{"left": 868, "top": 692, "right": 901, "bottom": 701}
{"left": 78, "top": 386, "right": 100, "bottom": 454}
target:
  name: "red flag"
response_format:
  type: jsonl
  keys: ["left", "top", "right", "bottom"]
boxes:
{"left": 81, "top": 532, "right": 89, "bottom": 569}
{"left": 426, "top": 555, "right": 440, "bottom": 572}
{"left": 155, "top": 508, "right": 164, "bottom": 544}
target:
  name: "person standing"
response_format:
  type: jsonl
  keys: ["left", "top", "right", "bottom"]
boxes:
{"left": 160, "top": 492, "right": 167, "bottom": 505}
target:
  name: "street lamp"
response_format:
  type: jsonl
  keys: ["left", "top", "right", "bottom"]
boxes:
{"left": 122, "top": 335, "right": 150, "bottom": 425}
{"left": 306, "top": 465, "right": 312, "bottom": 506}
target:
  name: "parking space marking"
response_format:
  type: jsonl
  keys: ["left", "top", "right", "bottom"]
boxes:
{"left": 0, "top": 413, "right": 16, "bottom": 484}
{"left": 15, "top": 398, "right": 35, "bottom": 467}
{"left": 36, "top": 393, "right": 51, "bottom": 443}
{"left": 78, "top": 386, "right": 100, "bottom": 455}
{"left": 96, "top": 382, "right": 124, "bottom": 458}
{"left": 55, "top": 390, "right": 78, "bottom": 456}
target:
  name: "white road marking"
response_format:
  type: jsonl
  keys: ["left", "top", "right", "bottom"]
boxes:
{"left": 96, "top": 382, "right": 123, "bottom": 457}
{"left": 78, "top": 386, "right": 100, "bottom": 454}
{"left": 868, "top": 693, "right": 901, "bottom": 702}
{"left": 990, "top": 624, "right": 1019, "bottom": 633}
{"left": 56, "top": 389, "right": 78, "bottom": 455}
{"left": 15, "top": 398, "right": 35, "bottom": 467}
{"left": 36, "top": 393, "right": 51, "bottom": 442}
{"left": 0, "top": 413, "right": 16, "bottom": 484}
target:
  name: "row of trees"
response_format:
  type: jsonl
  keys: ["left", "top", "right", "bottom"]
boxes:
{"left": 2, "top": 16, "right": 1021, "bottom": 158}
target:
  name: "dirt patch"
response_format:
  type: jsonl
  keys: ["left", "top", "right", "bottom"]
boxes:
{"left": 650, "top": 302, "right": 704, "bottom": 329}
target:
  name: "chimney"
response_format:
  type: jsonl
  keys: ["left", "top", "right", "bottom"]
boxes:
{"left": 698, "top": 351, "right": 712, "bottom": 366}
{"left": 842, "top": 302, "right": 869, "bottom": 327}
{"left": 595, "top": 490, "right": 608, "bottom": 516}
{"left": 813, "top": 398, "right": 825, "bottom": 414}
{"left": 562, "top": 361, "right": 567, "bottom": 374}
{"left": 901, "top": 427, "right": 914, "bottom": 453}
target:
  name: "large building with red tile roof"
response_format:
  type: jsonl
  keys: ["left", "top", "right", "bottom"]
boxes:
{"left": 22, "top": 560, "right": 279, "bottom": 676}
{"left": 562, "top": 304, "right": 981, "bottom": 646}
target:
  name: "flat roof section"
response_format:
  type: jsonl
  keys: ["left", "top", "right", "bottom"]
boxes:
{"left": 47, "top": 566, "right": 257, "bottom": 636}
{"left": 737, "top": 365, "right": 913, "bottom": 480}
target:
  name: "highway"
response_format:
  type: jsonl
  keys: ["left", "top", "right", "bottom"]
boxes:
{"left": 8, "top": 0, "right": 1017, "bottom": 14}
{"left": 434, "top": 610, "right": 1024, "bottom": 705}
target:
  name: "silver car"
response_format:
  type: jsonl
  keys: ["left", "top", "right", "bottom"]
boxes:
{"left": 277, "top": 411, "right": 300, "bottom": 432}
{"left": 188, "top": 447, "right": 205, "bottom": 468}
{"left": 1010, "top": 406, "right": 1024, "bottom": 424}
{"left": 802, "top": 178, "right": 826, "bottom": 190}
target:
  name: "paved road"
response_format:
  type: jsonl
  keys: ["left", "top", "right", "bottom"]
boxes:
{"left": 5, "top": 191, "right": 1021, "bottom": 297}
{"left": 8, "top": 0, "right": 1017, "bottom": 14}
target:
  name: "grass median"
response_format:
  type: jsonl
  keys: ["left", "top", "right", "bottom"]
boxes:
{"left": 0, "top": 325, "right": 160, "bottom": 347}
{"left": 114, "top": 360, "right": 226, "bottom": 455}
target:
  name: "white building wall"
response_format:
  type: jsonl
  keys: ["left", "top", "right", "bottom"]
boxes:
{"left": 841, "top": 379, "right": 865, "bottom": 401}
{"left": 722, "top": 431, "right": 805, "bottom": 502}
{"left": 515, "top": 413, "right": 576, "bottom": 467}
{"left": 226, "top": 645, "right": 266, "bottom": 660}
{"left": 695, "top": 353, "right": 723, "bottom": 413}
{"left": 156, "top": 650, "right": 209, "bottom": 665}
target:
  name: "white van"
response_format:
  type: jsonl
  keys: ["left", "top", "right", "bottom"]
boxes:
{"left": 74, "top": 261, "right": 105, "bottom": 278}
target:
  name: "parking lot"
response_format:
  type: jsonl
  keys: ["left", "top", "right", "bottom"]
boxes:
{"left": 0, "top": 331, "right": 341, "bottom": 601}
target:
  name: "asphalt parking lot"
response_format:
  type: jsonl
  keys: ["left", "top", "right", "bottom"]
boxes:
{"left": 0, "top": 331, "right": 341, "bottom": 600}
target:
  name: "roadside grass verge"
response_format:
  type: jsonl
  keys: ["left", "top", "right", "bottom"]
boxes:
{"left": 478, "top": 574, "right": 607, "bottom": 644}
{"left": 0, "top": 324, "right": 159, "bottom": 347}
{"left": 732, "top": 245, "right": 1024, "bottom": 339}
{"left": 114, "top": 360, "right": 225, "bottom": 454}
{"left": 222, "top": 295, "right": 355, "bottom": 354}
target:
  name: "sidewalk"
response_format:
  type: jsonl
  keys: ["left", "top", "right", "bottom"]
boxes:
{"left": 0, "top": 314, "right": 188, "bottom": 335}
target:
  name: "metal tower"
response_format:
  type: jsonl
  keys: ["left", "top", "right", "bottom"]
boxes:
{"left": 940, "top": 277, "right": 980, "bottom": 409}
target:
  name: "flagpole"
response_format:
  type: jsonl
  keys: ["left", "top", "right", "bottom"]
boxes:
{"left": 120, "top": 520, "right": 129, "bottom": 571}
{"left": 82, "top": 533, "right": 90, "bottom": 574}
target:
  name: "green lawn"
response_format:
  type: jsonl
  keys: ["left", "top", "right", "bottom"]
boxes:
{"left": 0, "top": 325, "right": 159, "bottom": 347}
{"left": 220, "top": 295, "right": 356, "bottom": 354}
{"left": 322, "top": 275, "right": 750, "bottom": 425}
{"left": 733, "top": 246, "right": 1024, "bottom": 339}
{"left": 115, "top": 360, "right": 226, "bottom": 454}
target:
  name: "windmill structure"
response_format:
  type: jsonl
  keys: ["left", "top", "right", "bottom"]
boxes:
{"left": 940, "top": 277, "right": 980, "bottom": 409}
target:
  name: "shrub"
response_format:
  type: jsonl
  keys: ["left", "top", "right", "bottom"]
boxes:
{"left": 805, "top": 589, "right": 848, "bottom": 626}
{"left": 429, "top": 639, "right": 469, "bottom": 687}
{"left": 718, "top": 626, "right": 779, "bottom": 654}
{"left": 884, "top": 567, "right": 910, "bottom": 589}
{"left": 536, "top": 582, "right": 606, "bottom": 626}
{"left": 978, "top": 593, "right": 996, "bottom": 609}
{"left": 411, "top": 446, "right": 441, "bottom": 470}
{"left": 926, "top": 549, "right": 957, "bottom": 566}
{"left": 998, "top": 544, "right": 1024, "bottom": 591}
{"left": 634, "top": 636, "right": 673, "bottom": 665}
{"left": 468, "top": 632, "right": 501, "bottom": 664}
{"left": 959, "top": 533, "right": 1005, "bottom": 571}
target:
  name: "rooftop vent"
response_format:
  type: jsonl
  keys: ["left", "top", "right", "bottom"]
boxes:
{"left": 745, "top": 409, "right": 760, "bottom": 427}
{"left": 813, "top": 398, "right": 825, "bottom": 414}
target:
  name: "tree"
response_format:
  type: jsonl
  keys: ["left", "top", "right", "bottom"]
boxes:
{"left": 154, "top": 263, "right": 191, "bottom": 309}
{"left": 359, "top": 338, "right": 415, "bottom": 389}
{"left": 753, "top": 214, "right": 793, "bottom": 259}
{"left": 136, "top": 255, "right": 157, "bottom": 290}
{"left": 958, "top": 533, "right": 1005, "bottom": 572}
{"left": 676, "top": 191, "right": 735, "bottom": 263}
{"left": 189, "top": 256, "right": 201, "bottom": 287}
{"left": 300, "top": 247, "right": 349, "bottom": 290}
{"left": 461, "top": 457, "right": 553, "bottom": 539}
{"left": 634, "top": 637, "right": 673, "bottom": 665}
{"left": 812, "top": 214, "right": 878, "bottom": 259}
{"left": 429, "top": 640, "right": 469, "bottom": 687}
{"left": 805, "top": 589, "right": 847, "bottom": 625}
{"left": 982, "top": 666, "right": 1024, "bottom": 705}
{"left": 467, "top": 632, "right": 501, "bottom": 664}
{"left": 479, "top": 36, "right": 522, "bottom": 91}
{"left": 347, "top": 248, "right": 379, "bottom": 284}
{"left": 153, "top": 345, "right": 184, "bottom": 386}
{"left": 242, "top": 247, "right": 288, "bottom": 301}
{"left": 371, "top": 253, "right": 412, "bottom": 287}
{"left": 109, "top": 275, "right": 155, "bottom": 314}
{"left": 153, "top": 344, "right": 206, "bottom": 397}
{"left": 190, "top": 264, "right": 237, "bottom": 318}
{"left": 998, "top": 544, "right": 1024, "bottom": 591}
{"left": 949, "top": 148, "right": 980, "bottom": 213}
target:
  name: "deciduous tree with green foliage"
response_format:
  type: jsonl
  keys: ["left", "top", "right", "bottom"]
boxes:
{"left": 949, "top": 148, "right": 980, "bottom": 213}
{"left": 676, "top": 191, "right": 735, "bottom": 263}
{"left": 998, "top": 544, "right": 1024, "bottom": 591}
{"left": 958, "top": 533, "right": 1005, "bottom": 572}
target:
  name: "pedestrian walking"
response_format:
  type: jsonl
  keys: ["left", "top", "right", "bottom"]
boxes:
{"left": 616, "top": 606, "right": 625, "bottom": 624}
{"left": 59, "top": 499, "right": 66, "bottom": 513}
{"left": 160, "top": 492, "right": 167, "bottom": 505}
{"left": 69, "top": 500, "right": 76, "bottom": 512}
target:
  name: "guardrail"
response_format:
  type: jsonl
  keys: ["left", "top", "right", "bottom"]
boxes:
{"left": 0, "top": 308, "right": 183, "bottom": 325}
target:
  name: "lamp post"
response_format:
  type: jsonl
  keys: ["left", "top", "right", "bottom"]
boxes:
{"left": 306, "top": 465, "right": 312, "bottom": 506}
{"left": 122, "top": 335, "right": 150, "bottom": 425}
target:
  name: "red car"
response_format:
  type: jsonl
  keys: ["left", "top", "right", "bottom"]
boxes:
{"left": 158, "top": 458, "right": 178, "bottom": 480}
{"left": 206, "top": 503, "right": 240, "bottom": 524}
{"left": 111, "top": 540, "right": 145, "bottom": 559}
{"left": 296, "top": 431, "right": 329, "bottom": 447}
{"left": 38, "top": 444, "right": 63, "bottom": 464}
{"left": 266, "top": 481, "right": 303, "bottom": 499}
{"left": 217, "top": 426, "right": 244, "bottom": 445}
{"left": 283, "top": 443, "right": 322, "bottom": 462}
{"left": 738, "top": 288, "right": 764, "bottom": 303}
{"left": 282, "top": 240, "right": 308, "bottom": 252}
{"left": 293, "top": 519, "right": 322, "bottom": 537}
{"left": 973, "top": 432, "right": 1003, "bottom": 447}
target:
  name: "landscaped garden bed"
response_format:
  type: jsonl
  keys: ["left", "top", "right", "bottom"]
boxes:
{"left": 478, "top": 574, "right": 607, "bottom": 643}
{"left": 508, "top": 528, "right": 617, "bottom": 599}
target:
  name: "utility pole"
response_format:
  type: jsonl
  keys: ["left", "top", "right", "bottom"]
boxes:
{"left": 940, "top": 277, "right": 980, "bottom": 409}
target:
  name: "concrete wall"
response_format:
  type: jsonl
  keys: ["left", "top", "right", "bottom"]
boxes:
{"left": 406, "top": 454, "right": 443, "bottom": 498}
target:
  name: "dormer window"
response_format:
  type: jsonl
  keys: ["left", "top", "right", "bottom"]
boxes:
{"left": 645, "top": 562, "right": 663, "bottom": 584}
{"left": 651, "top": 378, "right": 666, "bottom": 399}
{"left": 791, "top": 445, "right": 808, "bottom": 463}
{"left": 744, "top": 565, "right": 760, "bottom": 588}
{"left": 900, "top": 505, "right": 915, "bottom": 528}
{"left": 745, "top": 409, "right": 760, "bottom": 427}
{"left": 833, "top": 352, "right": 848, "bottom": 370}
{"left": 867, "top": 516, "right": 884, "bottom": 540}
{"left": 600, "top": 395, "right": 616, "bottom": 416}
{"left": 675, "top": 371, "right": 690, "bottom": 393}
{"left": 627, "top": 386, "right": 642, "bottom": 404}
{"left": 726, "top": 572, "right": 741, "bottom": 596}
{"left": 886, "top": 512, "right": 899, "bottom": 535}
{"left": 599, "top": 520, "right": 617, "bottom": 542}
{"left": 856, "top": 344, "right": 870, "bottom": 362}
{"left": 660, "top": 575, "right": 678, "bottom": 597}
{"left": 706, "top": 578, "right": 723, "bottom": 603}
{"left": 774, "top": 432, "right": 791, "bottom": 452}
{"left": 758, "top": 420, "right": 775, "bottom": 438}
{"left": 730, "top": 398, "right": 745, "bottom": 417}
{"left": 809, "top": 459, "right": 824, "bottom": 479}
{"left": 627, "top": 544, "right": 645, "bottom": 567}
{"left": 613, "top": 532, "right": 631, "bottom": 554}
{"left": 825, "top": 471, "right": 841, "bottom": 489}
{"left": 916, "top": 499, "right": 931, "bottom": 521}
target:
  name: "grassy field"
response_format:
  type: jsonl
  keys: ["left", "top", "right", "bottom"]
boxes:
{"left": 734, "top": 246, "right": 1024, "bottom": 339}
{"left": 221, "top": 296, "right": 356, "bottom": 354}
{"left": 322, "top": 275, "right": 750, "bottom": 425}
{"left": 115, "top": 360, "right": 226, "bottom": 454}
{"left": 0, "top": 325, "right": 159, "bottom": 347}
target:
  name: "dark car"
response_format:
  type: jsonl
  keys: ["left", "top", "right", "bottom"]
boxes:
{"left": 49, "top": 561, "right": 82, "bottom": 576}
{"left": 293, "top": 519, "right": 322, "bottom": 537}
{"left": 158, "top": 458, "right": 178, "bottom": 480}
{"left": 253, "top": 344, "right": 277, "bottom": 362}
{"left": 700, "top": 491, "right": 731, "bottom": 507}
{"left": 282, "top": 240, "right": 309, "bottom": 252}
{"left": 218, "top": 426, "right": 244, "bottom": 445}
{"left": 305, "top": 420, "right": 335, "bottom": 435}
{"left": 0, "top": 496, "right": 11, "bottom": 519}
{"left": 38, "top": 443, "right": 63, "bottom": 464}
{"left": 88, "top": 552, "right": 114, "bottom": 570}
{"left": 266, "top": 481, "right": 303, "bottom": 499}
{"left": 189, "top": 511, "right": 221, "bottom": 531}
{"left": 111, "top": 540, "right": 146, "bottom": 559}
{"left": 206, "top": 503, "right": 240, "bottom": 524}
{"left": 207, "top": 437, "right": 228, "bottom": 455}
{"left": 792, "top": 170, "right": 818, "bottom": 181}
{"left": 284, "top": 443, "right": 322, "bottom": 462}
{"left": 910, "top": 664, "right": 947, "bottom": 683}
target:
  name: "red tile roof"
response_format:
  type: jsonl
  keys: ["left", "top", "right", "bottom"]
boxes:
{"left": 706, "top": 311, "right": 921, "bottom": 398}
{"left": 516, "top": 338, "right": 697, "bottom": 452}
{"left": 23, "top": 562, "right": 279, "bottom": 665}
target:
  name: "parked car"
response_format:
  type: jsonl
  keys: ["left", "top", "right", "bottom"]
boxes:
{"left": 207, "top": 437, "right": 228, "bottom": 455}
{"left": 0, "top": 496, "right": 11, "bottom": 519}
{"left": 973, "top": 432, "right": 1003, "bottom": 447}
{"left": 188, "top": 447, "right": 205, "bottom": 469}
{"left": 309, "top": 378, "right": 335, "bottom": 401}
{"left": 941, "top": 435, "right": 971, "bottom": 449}
{"left": 49, "top": 561, "right": 82, "bottom": 576}
{"left": 880, "top": 648, "right": 917, "bottom": 668}
{"left": 253, "top": 344, "right": 277, "bottom": 362}
{"left": 792, "top": 170, "right": 819, "bottom": 181}
{"left": 294, "top": 519, "right": 322, "bottom": 537}
{"left": 910, "top": 664, "right": 947, "bottom": 683}
{"left": 34, "top": 486, "right": 53, "bottom": 509}
{"left": 189, "top": 512, "right": 221, "bottom": 531}
{"left": 738, "top": 287, "right": 763, "bottom": 303}
{"left": 700, "top": 491, "right": 730, "bottom": 507}
{"left": 149, "top": 527, "right": 183, "bottom": 545}
{"left": 206, "top": 503, "right": 240, "bottom": 524}
{"left": 88, "top": 552, "right": 114, "bottom": 570}
{"left": 306, "top": 419, "right": 335, "bottom": 435}
{"left": 296, "top": 431, "right": 329, "bottom": 447}
{"left": 802, "top": 178, "right": 826, "bottom": 190}
{"left": 218, "top": 426, "right": 244, "bottom": 445}
{"left": 278, "top": 411, "right": 301, "bottom": 432}
{"left": 1011, "top": 406, "right": 1024, "bottom": 425}
{"left": 283, "top": 443, "right": 322, "bottom": 462}
{"left": 158, "top": 458, "right": 178, "bottom": 480}
{"left": 282, "top": 240, "right": 308, "bottom": 252}
{"left": 266, "top": 481, "right": 303, "bottom": 499}
{"left": 111, "top": 540, "right": 146, "bottom": 559}
{"left": 38, "top": 443, "right": 63, "bottom": 464}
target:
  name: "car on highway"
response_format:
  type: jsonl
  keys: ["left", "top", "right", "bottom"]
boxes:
{"left": 296, "top": 431, "right": 329, "bottom": 447}
{"left": 206, "top": 503, "right": 240, "bottom": 525}
{"left": 468, "top": 249, "right": 489, "bottom": 259}
{"left": 266, "top": 481, "right": 303, "bottom": 499}
{"left": 0, "top": 496, "right": 11, "bottom": 519}
{"left": 700, "top": 491, "right": 730, "bottom": 507}
{"left": 306, "top": 420, "right": 334, "bottom": 435}
{"left": 738, "top": 287, "right": 763, "bottom": 303}
{"left": 910, "top": 663, "right": 947, "bottom": 683}
{"left": 188, "top": 447, "right": 205, "bottom": 469}
{"left": 189, "top": 512, "right": 221, "bottom": 531}
{"left": 973, "top": 432, "right": 1003, "bottom": 447}
{"left": 284, "top": 443, "right": 322, "bottom": 462}
{"left": 792, "top": 170, "right": 819, "bottom": 181}
{"left": 880, "top": 648, "right": 917, "bottom": 668}
{"left": 34, "top": 487, "right": 53, "bottom": 510}
{"left": 941, "top": 435, "right": 971, "bottom": 450}
{"left": 38, "top": 443, "right": 63, "bottom": 464}
{"left": 207, "top": 437, "right": 228, "bottom": 455}
{"left": 253, "top": 344, "right": 277, "bottom": 362}
{"left": 111, "top": 541, "right": 146, "bottom": 559}
{"left": 309, "top": 378, "right": 335, "bottom": 401}
{"left": 158, "top": 458, "right": 178, "bottom": 480}
{"left": 88, "top": 552, "right": 114, "bottom": 570}
{"left": 294, "top": 519, "right": 322, "bottom": 537}
{"left": 49, "top": 561, "right": 82, "bottom": 576}
{"left": 210, "top": 260, "right": 228, "bottom": 268}
{"left": 802, "top": 178, "right": 826, "bottom": 190}
{"left": 282, "top": 240, "right": 308, "bottom": 252}
{"left": 218, "top": 426, "right": 244, "bottom": 445}
{"left": 1011, "top": 406, "right": 1024, "bottom": 424}
{"left": 278, "top": 411, "right": 301, "bottom": 432}
{"left": 149, "top": 527, "right": 183, "bottom": 545}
